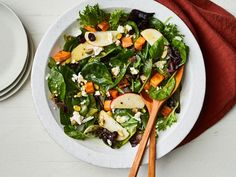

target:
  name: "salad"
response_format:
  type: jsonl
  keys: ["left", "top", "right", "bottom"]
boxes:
{"left": 47, "top": 4, "right": 189, "bottom": 148}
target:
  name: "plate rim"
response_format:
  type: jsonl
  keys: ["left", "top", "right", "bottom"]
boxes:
{"left": 31, "top": 0, "right": 206, "bottom": 168}
{"left": 0, "top": 2, "right": 28, "bottom": 91}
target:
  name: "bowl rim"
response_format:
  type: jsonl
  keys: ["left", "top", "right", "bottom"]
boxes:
{"left": 31, "top": 0, "right": 205, "bottom": 168}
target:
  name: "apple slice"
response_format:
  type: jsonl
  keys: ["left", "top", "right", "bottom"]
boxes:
{"left": 141, "top": 28, "right": 163, "bottom": 46}
{"left": 111, "top": 93, "right": 145, "bottom": 109}
{"left": 98, "top": 111, "right": 129, "bottom": 141}
{"left": 71, "top": 42, "right": 94, "bottom": 63}
{"left": 85, "top": 31, "right": 119, "bottom": 47}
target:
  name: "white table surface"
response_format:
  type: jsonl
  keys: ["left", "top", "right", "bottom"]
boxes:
{"left": 0, "top": 0, "right": 235, "bottom": 177}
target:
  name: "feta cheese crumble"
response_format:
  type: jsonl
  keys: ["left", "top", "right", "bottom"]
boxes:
{"left": 71, "top": 72, "right": 87, "bottom": 84}
{"left": 70, "top": 111, "right": 84, "bottom": 125}
{"left": 154, "top": 61, "right": 166, "bottom": 70}
{"left": 134, "top": 112, "right": 142, "bottom": 122}
{"left": 94, "top": 91, "right": 101, "bottom": 96}
{"left": 117, "top": 25, "right": 125, "bottom": 33}
{"left": 130, "top": 67, "right": 139, "bottom": 75}
{"left": 115, "top": 40, "right": 121, "bottom": 46}
{"left": 111, "top": 66, "right": 120, "bottom": 76}
{"left": 125, "top": 24, "right": 132, "bottom": 32}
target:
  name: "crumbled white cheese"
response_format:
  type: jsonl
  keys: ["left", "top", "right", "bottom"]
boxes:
{"left": 156, "top": 86, "right": 160, "bottom": 91}
{"left": 72, "top": 73, "right": 87, "bottom": 84}
{"left": 56, "top": 62, "right": 60, "bottom": 65}
{"left": 134, "top": 112, "right": 142, "bottom": 122}
{"left": 111, "top": 66, "right": 120, "bottom": 76}
{"left": 70, "top": 111, "right": 84, "bottom": 125}
{"left": 82, "top": 116, "right": 94, "bottom": 123}
{"left": 115, "top": 40, "right": 121, "bottom": 46}
{"left": 93, "top": 46, "right": 103, "bottom": 56}
{"left": 78, "top": 73, "right": 87, "bottom": 84}
{"left": 140, "top": 75, "right": 147, "bottom": 83}
{"left": 94, "top": 91, "right": 101, "bottom": 96}
{"left": 125, "top": 34, "right": 130, "bottom": 37}
{"left": 116, "top": 115, "right": 129, "bottom": 124}
{"left": 72, "top": 74, "right": 78, "bottom": 82}
{"left": 154, "top": 61, "right": 166, "bottom": 70}
{"left": 130, "top": 67, "right": 139, "bottom": 75}
{"left": 125, "top": 24, "right": 132, "bottom": 32}
{"left": 117, "top": 25, "right": 125, "bottom": 33}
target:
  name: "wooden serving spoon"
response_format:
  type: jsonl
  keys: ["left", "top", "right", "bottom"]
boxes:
{"left": 128, "top": 66, "right": 184, "bottom": 177}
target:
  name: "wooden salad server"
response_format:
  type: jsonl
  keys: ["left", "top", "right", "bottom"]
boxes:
{"left": 128, "top": 66, "right": 184, "bottom": 177}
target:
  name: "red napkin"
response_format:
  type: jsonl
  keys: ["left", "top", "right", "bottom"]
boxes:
{"left": 156, "top": 0, "right": 236, "bottom": 146}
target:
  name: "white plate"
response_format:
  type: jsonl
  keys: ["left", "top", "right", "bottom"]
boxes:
{"left": 0, "top": 29, "right": 34, "bottom": 101}
{"left": 0, "top": 2, "right": 28, "bottom": 91}
{"left": 31, "top": 0, "right": 205, "bottom": 168}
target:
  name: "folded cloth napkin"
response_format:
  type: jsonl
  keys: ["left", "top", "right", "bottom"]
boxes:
{"left": 156, "top": 0, "right": 236, "bottom": 146}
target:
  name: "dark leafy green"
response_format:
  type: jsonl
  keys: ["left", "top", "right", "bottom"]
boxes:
{"left": 114, "top": 118, "right": 138, "bottom": 148}
{"left": 81, "top": 61, "right": 113, "bottom": 89}
{"left": 109, "top": 9, "right": 128, "bottom": 29}
{"left": 63, "top": 36, "right": 79, "bottom": 52}
{"left": 149, "top": 18, "right": 164, "bottom": 31}
{"left": 149, "top": 73, "right": 176, "bottom": 100}
{"left": 79, "top": 4, "right": 107, "bottom": 27}
{"left": 149, "top": 36, "right": 164, "bottom": 59}
{"left": 171, "top": 39, "right": 189, "bottom": 65}
{"left": 138, "top": 58, "right": 152, "bottom": 93}
{"left": 64, "top": 125, "right": 87, "bottom": 140}
{"left": 156, "top": 102, "right": 179, "bottom": 131}
{"left": 48, "top": 67, "right": 66, "bottom": 101}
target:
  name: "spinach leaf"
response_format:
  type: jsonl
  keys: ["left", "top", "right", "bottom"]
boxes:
{"left": 126, "top": 21, "right": 140, "bottom": 40}
{"left": 171, "top": 39, "right": 189, "bottom": 65}
{"left": 81, "top": 61, "right": 113, "bottom": 88}
{"left": 63, "top": 36, "right": 79, "bottom": 52}
{"left": 149, "top": 18, "right": 164, "bottom": 31}
{"left": 149, "top": 36, "right": 164, "bottom": 59}
{"left": 79, "top": 4, "right": 107, "bottom": 27}
{"left": 64, "top": 125, "right": 87, "bottom": 140}
{"left": 59, "top": 65, "right": 78, "bottom": 93}
{"left": 60, "top": 108, "right": 71, "bottom": 125}
{"left": 109, "top": 9, "right": 128, "bottom": 30}
{"left": 114, "top": 118, "right": 138, "bottom": 148}
{"left": 156, "top": 102, "right": 179, "bottom": 131}
{"left": 48, "top": 57, "right": 56, "bottom": 69}
{"left": 149, "top": 73, "right": 176, "bottom": 100}
{"left": 48, "top": 67, "right": 66, "bottom": 101}
{"left": 138, "top": 58, "right": 153, "bottom": 93}
{"left": 109, "top": 49, "right": 134, "bottom": 67}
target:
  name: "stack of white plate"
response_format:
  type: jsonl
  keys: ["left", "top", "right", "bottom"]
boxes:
{"left": 0, "top": 2, "right": 34, "bottom": 101}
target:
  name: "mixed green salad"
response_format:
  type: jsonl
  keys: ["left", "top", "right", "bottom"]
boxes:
{"left": 47, "top": 4, "right": 189, "bottom": 148}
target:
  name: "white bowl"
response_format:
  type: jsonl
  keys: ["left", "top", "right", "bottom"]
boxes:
{"left": 31, "top": 0, "right": 205, "bottom": 168}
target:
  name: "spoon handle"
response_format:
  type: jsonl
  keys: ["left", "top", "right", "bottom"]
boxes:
{"left": 128, "top": 100, "right": 162, "bottom": 177}
{"left": 148, "top": 127, "right": 156, "bottom": 177}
